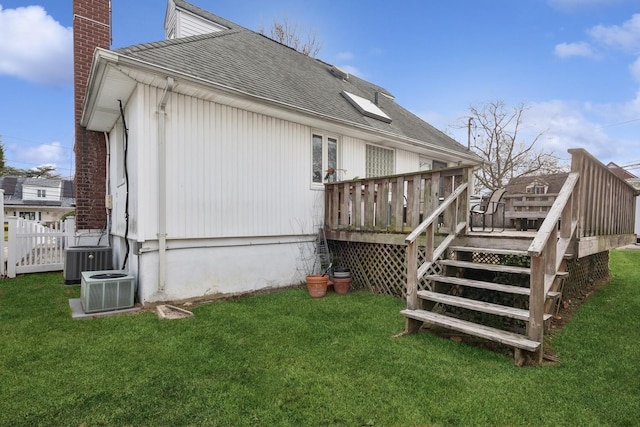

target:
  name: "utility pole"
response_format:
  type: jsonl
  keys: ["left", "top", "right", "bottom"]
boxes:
{"left": 467, "top": 117, "right": 473, "bottom": 149}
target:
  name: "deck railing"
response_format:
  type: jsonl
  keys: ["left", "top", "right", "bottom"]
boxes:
{"left": 404, "top": 172, "right": 472, "bottom": 331}
{"left": 324, "top": 166, "right": 474, "bottom": 233}
{"left": 569, "top": 148, "right": 637, "bottom": 239}
{"left": 526, "top": 172, "right": 579, "bottom": 362}
{"left": 526, "top": 148, "right": 638, "bottom": 362}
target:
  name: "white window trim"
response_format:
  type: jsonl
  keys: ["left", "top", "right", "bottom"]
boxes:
{"left": 311, "top": 131, "right": 340, "bottom": 190}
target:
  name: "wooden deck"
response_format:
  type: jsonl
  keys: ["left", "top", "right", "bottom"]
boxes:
{"left": 324, "top": 148, "right": 638, "bottom": 365}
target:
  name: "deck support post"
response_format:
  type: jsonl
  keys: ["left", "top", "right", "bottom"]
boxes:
{"left": 528, "top": 255, "right": 545, "bottom": 364}
{"left": 405, "top": 239, "right": 421, "bottom": 333}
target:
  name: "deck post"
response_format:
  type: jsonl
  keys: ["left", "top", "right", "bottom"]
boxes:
{"left": 528, "top": 254, "right": 545, "bottom": 364}
{"left": 405, "top": 239, "right": 421, "bottom": 333}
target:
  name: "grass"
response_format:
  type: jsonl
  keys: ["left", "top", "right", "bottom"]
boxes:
{"left": 0, "top": 250, "right": 639, "bottom": 426}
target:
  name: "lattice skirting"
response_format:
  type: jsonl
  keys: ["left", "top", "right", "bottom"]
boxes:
{"left": 328, "top": 240, "right": 610, "bottom": 302}
{"left": 564, "top": 251, "right": 610, "bottom": 299}
{"left": 328, "top": 240, "right": 442, "bottom": 298}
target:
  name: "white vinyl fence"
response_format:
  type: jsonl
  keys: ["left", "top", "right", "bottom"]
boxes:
{"left": 6, "top": 216, "right": 75, "bottom": 278}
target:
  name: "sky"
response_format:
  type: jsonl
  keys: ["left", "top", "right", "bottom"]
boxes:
{"left": 1, "top": 0, "right": 639, "bottom": 178}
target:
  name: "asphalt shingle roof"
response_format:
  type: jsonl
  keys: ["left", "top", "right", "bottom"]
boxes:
{"left": 505, "top": 173, "right": 569, "bottom": 194}
{"left": 0, "top": 177, "right": 74, "bottom": 207}
{"left": 115, "top": 13, "right": 474, "bottom": 158}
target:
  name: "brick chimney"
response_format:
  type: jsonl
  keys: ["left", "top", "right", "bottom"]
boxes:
{"left": 73, "top": 0, "right": 111, "bottom": 230}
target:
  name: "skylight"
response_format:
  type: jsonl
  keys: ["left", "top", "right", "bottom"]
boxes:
{"left": 341, "top": 91, "right": 392, "bottom": 123}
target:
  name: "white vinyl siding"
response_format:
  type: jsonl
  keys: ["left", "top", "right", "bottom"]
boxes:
{"left": 22, "top": 185, "right": 60, "bottom": 202}
{"left": 116, "top": 85, "right": 323, "bottom": 241}
{"left": 165, "top": 0, "right": 228, "bottom": 39}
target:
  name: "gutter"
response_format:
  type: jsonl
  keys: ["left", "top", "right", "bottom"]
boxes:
{"left": 157, "top": 76, "right": 174, "bottom": 293}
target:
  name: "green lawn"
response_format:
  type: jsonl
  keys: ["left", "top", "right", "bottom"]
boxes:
{"left": 1, "top": 250, "right": 639, "bottom": 426}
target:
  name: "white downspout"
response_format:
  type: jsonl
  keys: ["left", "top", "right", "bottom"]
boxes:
{"left": 158, "top": 77, "right": 174, "bottom": 293}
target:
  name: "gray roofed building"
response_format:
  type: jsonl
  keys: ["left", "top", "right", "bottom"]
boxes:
{"left": 1, "top": 176, "right": 75, "bottom": 222}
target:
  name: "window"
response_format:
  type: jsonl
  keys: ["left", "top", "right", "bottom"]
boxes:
{"left": 312, "top": 133, "right": 337, "bottom": 185}
{"left": 366, "top": 144, "right": 394, "bottom": 178}
{"left": 432, "top": 160, "right": 448, "bottom": 170}
{"left": 431, "top": 160, "right": 448, "bottom": 197}
{"left": 37, "top": 189, "right": 46, "bottom": 198}
{"left": 19, "top": 212, "right": 37, "bottom": 220}
{"left": 341, "top": 91, "right": 392, "bottom": 123}
{"left": 526, "top": 182, "right": 546, "bottom": 194}
{"left": 419, "top": 156, "right": 432, "bottom": 171}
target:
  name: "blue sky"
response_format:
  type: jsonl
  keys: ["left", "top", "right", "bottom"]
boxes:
{"left": 1, "top": 0, "right": 639, "bottom": 177}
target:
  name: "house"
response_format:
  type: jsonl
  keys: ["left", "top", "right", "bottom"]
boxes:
{"left": 0, "top": 177, "right": 75, "bottom": 223}
{"left": 502, "top": 173, "right": 569, "bottom": 230}
{"left": 504, "top": 173, "right": 568, "bottom": 195}
{"left": 74, "top": 0, "right": 482, "bottom": 303}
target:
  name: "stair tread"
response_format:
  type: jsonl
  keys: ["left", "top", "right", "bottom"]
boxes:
{"left": 450, "top": 246, "right": 529, "bottom": 257}
{"left": 425, "top": 275, "right": 559, "bottom": 299}
{"left": 424, "top": 275, "right": 531, "bottom": 295}
{"left": 440, "top": 259, "right": 531, "bottom": 275}
{"left": 400, "top": 309, "right": 541, "bottom": 352}
{"left": 417, "top": 290, "right": 552, "bottom": 322}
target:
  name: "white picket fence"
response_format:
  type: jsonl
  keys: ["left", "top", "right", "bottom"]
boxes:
{"left": 5, "top": 216, "right": 75, "bottom": 278}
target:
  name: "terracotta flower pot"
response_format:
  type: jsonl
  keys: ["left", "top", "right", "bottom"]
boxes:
{"left": 306, "top": 275, "right": 329, "bottom": 298}
{"left": 332, "top": 277, "right": 351, "bottom": 294}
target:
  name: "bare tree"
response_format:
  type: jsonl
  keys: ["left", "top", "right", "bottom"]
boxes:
{"left": 259, "top": 18, "right": 322, "bottom": 57}
{"left": 467, "top": 100, "right": 563, "bottom": 193}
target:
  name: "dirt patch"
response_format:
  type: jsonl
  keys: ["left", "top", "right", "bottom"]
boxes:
{"left": 156, "top": 304, "right": 194, "bottom": 320}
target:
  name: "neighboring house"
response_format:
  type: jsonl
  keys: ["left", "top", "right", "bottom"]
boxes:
{"left": 500, "top": 173, "right": 569, "bottom": 230}
{"left": 607, "top": 162, "right": 640, "bottom": 241}
{"left": 0, "top": 177, "right": 75, "bottom": 223}
{"left": 74, "top": 0, "right": 482, "bottom": 303}
{"left": 504, "top": 173, "right": 568, "bottom": 195}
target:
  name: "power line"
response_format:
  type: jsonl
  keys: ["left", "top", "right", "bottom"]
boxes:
{"left": 0, "top": 134, "right": 73, "bottom": 152}
{"left": 621, "top": 160, "right": 640, "bottom": 168}
{"left": 594, "top": 117, "right": 640, "bottom": 130}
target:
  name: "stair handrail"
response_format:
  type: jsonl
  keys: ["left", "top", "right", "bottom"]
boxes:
{"left": 405, "top": 181, "right": 469, "bottom": 326}
{"left": 526, "top": 171, "right": 580, "bottom": 362}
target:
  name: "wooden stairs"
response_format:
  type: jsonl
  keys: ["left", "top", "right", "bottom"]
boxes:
{"left": 401, "top": 240, "right": 568, "bottom": 358}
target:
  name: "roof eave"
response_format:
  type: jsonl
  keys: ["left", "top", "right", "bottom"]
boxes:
{"left": 88, "top": 51, "right": 482, "bottom": 164}
{"left": 81, "top": 48, "right": 138, "bottom": 131}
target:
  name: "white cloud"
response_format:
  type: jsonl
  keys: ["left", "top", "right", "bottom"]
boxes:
{"left": 527, "top": 100, "right": 640, "bottom": 164}
{"left": 416, "top": 98, "right": 639, "bottom": 167}
{"left": 554, "top": 42, "right": 597, "bottom": 58}
{"left": 0, "top": 5, "right": 72, "bottom": 85}
{"left": 336, "top": 51, "right": 354, "bottom": 61}
{"left": 630, "top": 57, "right": 640, "bottom": 82}
{"left": 589, "top": 13, "right": 640, "bottom": 52}
{"left": 9, "top": 141, "right": 66, "bottom": 167}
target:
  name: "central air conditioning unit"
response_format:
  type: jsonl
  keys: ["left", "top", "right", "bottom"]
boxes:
{"left": 64, "top": 246, "right": 113, "bottom": 284}
{"left": 81, "top": 270, "right": 136, "bottom": 314}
